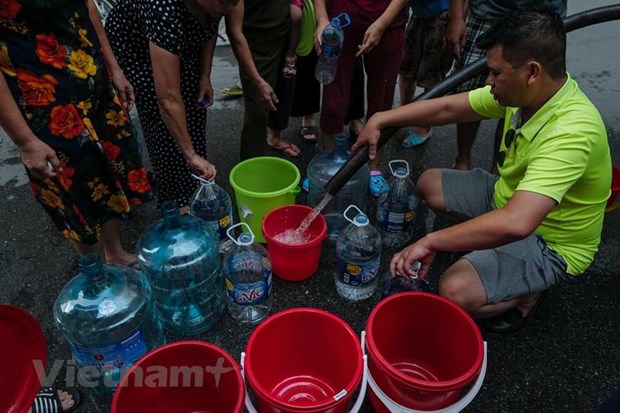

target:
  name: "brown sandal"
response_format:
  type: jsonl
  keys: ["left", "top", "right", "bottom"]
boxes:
{"left": 282, "top": 55, "right": 297, "bottom": 78}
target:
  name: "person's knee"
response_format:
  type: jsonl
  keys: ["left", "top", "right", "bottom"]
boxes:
{"left": 416, "top": 168, "right": 444, "bottom": 209}
{"left": 438, "top": 261, "right": 485, "bottom": 313}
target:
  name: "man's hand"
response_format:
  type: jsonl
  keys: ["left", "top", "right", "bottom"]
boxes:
{"left": 19, "top": 139, "right": 62, "bottom": 179}
{"left": 110, "top": 70, "right": 135, "bottom": 111}
{"left": 186, "top": 153, "right": 217, "bottom": 181}
{"left": 390, "top": 236, "right": 437, "bottom": 279}
{"left": 351, "top": 115, "right": 382, "bottom": 160}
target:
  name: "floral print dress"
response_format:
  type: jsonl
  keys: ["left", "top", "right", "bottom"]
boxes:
{"left": 0, "top": 0, "right": 152, "bottom": 245}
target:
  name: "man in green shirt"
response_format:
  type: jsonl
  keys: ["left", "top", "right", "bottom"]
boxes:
{"left": 353, "top": 10, "right": 611, "bottom": 333}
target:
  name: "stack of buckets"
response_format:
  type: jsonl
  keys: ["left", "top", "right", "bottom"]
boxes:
{"left": 111, "top": 293, "right": 486, "bottom": 413}
{"left": 229, "top": 156, "right": 327, "bottom": 281}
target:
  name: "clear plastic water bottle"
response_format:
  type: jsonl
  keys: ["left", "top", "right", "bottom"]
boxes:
{"left": 335, "top": 205, "right": 382, "bottom": 301}
{"left": 223, "top": 223, "right": 273, "bottom": 324}
{"left": 379, "top": 262, "right": 432, "bottom": 299}
{"left": 136, "top": 201, "right": 226, "bottom": 336}
{"left": 53, "top": 253, "right": 165, "bottom": 394}
{"left": 188, "top": 174, "right": 234, "bottom": 252}
{"left": 377, "top": 160, "right": 419, "bottom": 249}
{"left": 315, "top": 13, "right": 351, "bottom": 84}
{"left": 307, "top": 133, "right": 369, "bottom": 242}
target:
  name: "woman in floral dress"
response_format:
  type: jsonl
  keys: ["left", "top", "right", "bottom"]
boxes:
{"left": 0, "top": 0, "right": 152, "bottom": 264}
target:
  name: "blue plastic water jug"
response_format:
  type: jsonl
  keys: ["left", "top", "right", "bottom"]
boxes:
{"left": 136, "top": 201, "right": 226, "bottom": 336}
{"left": 53, "top": 253, "right": 165, "bottom": 394}
{"left": 189, "top": 174, "right": 233, "bottom": 243}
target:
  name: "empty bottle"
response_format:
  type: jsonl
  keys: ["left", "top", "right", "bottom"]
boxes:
{"left": 223, "top": 223, "right": 273, "bottom": 324}
{"left": 136, "top": 201, "right": 226, "bottom": 336}
{"left": 307, "top": 133, "right": 369, "bottom": 242}
{"left": 53, "top": 253, "right": 165, "bottom": 394}
{"left": 377, "top": 160, "right": 419, "bottom": 249}
{"left": 380, "top": 262, "right": 432, "bottom": 299}
{"left": 189, "top": 174, "right": 234, "bottom": 253}
{"left": 315, "top": 13, "right": 351, "bottom": 84}
{"left": 335, "top": 205, "right": 382, "bottom": 301}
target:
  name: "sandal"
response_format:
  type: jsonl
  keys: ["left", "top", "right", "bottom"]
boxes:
{"left": 268, "top": 140, "right": 301, "bottom": 157}
{"left": 221, "top": 82, "right": 243, "bottom": 97}
{"left": 301, "top": 125, "right": 318, "bottom": 142}
{"left": 282, "top": 55, "right": 297, "bottom": 78}
{"left": 402, "top": 132, "right": 431, "bottom": 148}
{"left": 31, "top": 387, "right": 81, "bottom": 413}
{"left": 480, "top": 290, "right": 548, "bottom": 334}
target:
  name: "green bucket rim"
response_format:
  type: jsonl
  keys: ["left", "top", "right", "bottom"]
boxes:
{"left": 229, "top": 156, "right": 301, "bottom": 198}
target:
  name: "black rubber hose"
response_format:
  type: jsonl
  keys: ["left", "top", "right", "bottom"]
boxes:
{"left": 324, "top": 4, "right": 620, "bottom": 196}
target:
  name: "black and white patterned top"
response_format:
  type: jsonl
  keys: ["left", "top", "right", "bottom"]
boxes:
{"left": 106, "top": 0, "right": 220, "bottom": 208}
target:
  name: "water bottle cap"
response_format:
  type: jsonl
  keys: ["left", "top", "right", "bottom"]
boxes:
{"left": 389, "top": 160, "right": 410, "bottom": 178}
{"left": 353, "top": 214, "right": 369, "bottom": 226}
{"left": 238, "top": 232, "right": 253, "bottom": 246}
{"left": 330, "top": 12, "right": 351, "bottom": 29}
{"left": 394, "top": 167, "right": 408, "bottom": 178}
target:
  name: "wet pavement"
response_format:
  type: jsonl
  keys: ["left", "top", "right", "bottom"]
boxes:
{"left": 1, "top": 1, "right": 620, "bottom": 412}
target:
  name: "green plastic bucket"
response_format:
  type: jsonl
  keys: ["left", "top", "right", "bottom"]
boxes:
{"left": 229, "top": 157, "right": 301, "bottom": 243}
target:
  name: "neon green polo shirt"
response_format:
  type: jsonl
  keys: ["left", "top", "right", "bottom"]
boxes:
{"left": 469, "top": 75, "right": 611, "bottom": 275}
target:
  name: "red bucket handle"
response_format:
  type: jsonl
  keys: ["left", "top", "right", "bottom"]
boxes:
{"left": 240, "top": 351, "right": 368, "bottom": 413}
{"left": 362, "top": 332, "right": 488, "bottom": 413}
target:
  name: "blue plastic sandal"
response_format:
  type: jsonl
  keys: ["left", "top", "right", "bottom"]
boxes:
{"left": 302, "top": 177, "right": 309, "bottom": 192}
{"left": 369, "top": 173, "right": 390, "bottom": 197}
{"left": 402, "top": 132, "right": 431, "bottom": 148}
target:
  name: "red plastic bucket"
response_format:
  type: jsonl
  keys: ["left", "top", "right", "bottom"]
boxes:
{"left": 366, "top": 292, "right": 484, "bottom": 412}
{"left": 244, "top": 308, "right": 365, "bottom": 413}
{"left": 111, "top": 340, "right": 244, "bottom": 413}
{"left": 0, "top": 305, "right": 47, "bottom": 413}
{"left": 262, "top": 205, "right": 327, "bottom": 281}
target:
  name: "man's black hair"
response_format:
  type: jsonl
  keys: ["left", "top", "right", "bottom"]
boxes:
{"left": 476, "top": 9, "right": 566, "bottom": 79}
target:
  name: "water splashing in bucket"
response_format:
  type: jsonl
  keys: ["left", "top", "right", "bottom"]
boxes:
{"left": 274, "top": 194, "right": 333, "bottom": 245}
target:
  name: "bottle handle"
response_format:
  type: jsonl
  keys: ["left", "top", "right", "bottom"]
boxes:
{"left": 226, "top": 222, "right": 255, "bottom": 245}
{"left": 388, "top": 160, "right": 410, "bottom": 178}
{"left": 343, "top": 204, "right": 366, "bottom": 226}
{"left": 191, "top": 173, "right": 214, "bottom": 185}
{"left": 332, "top": 12, "right": 351, "bottom": 29}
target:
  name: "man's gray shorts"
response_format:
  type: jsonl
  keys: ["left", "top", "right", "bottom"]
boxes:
{"left": 441, "top": 168, "right": 568, "bottom": 303}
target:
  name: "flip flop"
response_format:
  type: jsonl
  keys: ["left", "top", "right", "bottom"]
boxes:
{"left": 221, "top": 83, "right": 243, "bottom": 97}
{"left": 481, "top": 290, "right": 549, "bottom": 334}
{"left": 268, "top": 140, "right": 301, "bottom": 157}
{"left": 402, "top": 132, "right": 432, "bottom": 148}
{"left": 31, "top": 387, "right": 82, "bottom": 413}
{"left": 301, "top": 125, "right": 318, "bottom": 142}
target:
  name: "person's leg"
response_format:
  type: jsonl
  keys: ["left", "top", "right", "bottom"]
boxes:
{"left": 345, "top": 57, "right": 366, "bottom": 140}
{"left": 454, "top": 120, "right": 481, "bottom": 170}
{"left": 99, "top": 219, "right": 137, "bottom": 265}
{"left": 364, "top": 26, "right": 405, "bottom": 176}
{"left": 282, "top": 4, "right": 302, "bottom": 78}
{"left": 452, "top": 15, "right": 492, "bottom": 170}
{"left": 239, "top": 31, "right": 288, "bottom": 160}
{"left": 291, "top": 52, "right": 320, "bottom": 141}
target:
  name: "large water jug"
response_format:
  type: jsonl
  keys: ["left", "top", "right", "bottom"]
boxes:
{"left": 223, "top": 223, "right": 273, "bottom": 324}
{"left": 335, "top": 205, "right": 382, "bottom": 301}
{"left": 376, "top": 160, "right": 419, "bottom": 249}
{"left": 53, "top": 253, "right": 165, "bottom": 394}
{"left": 315, "top": 13, "right": 351, "bottom": 84}
{"left": 307, "top": 133, "right": 369, "bottom": 242}
{"left": 136, "top": 201, "right": 226, "bottom": 336}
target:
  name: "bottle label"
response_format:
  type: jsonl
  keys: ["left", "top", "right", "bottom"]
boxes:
{"left": 69, "top": 329, "right": 148, "bottom": 369}
{"left": 206, "top": 208, "right": 233, "bottom": 241}
{"left": 337, "top": 255, "right": 380, "bottom": 286}
{"left": 378, "top": 205, "right": 415, "bottom": 233}
{"left": 225, "top": 273, "right": 272, "bottom": 305}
